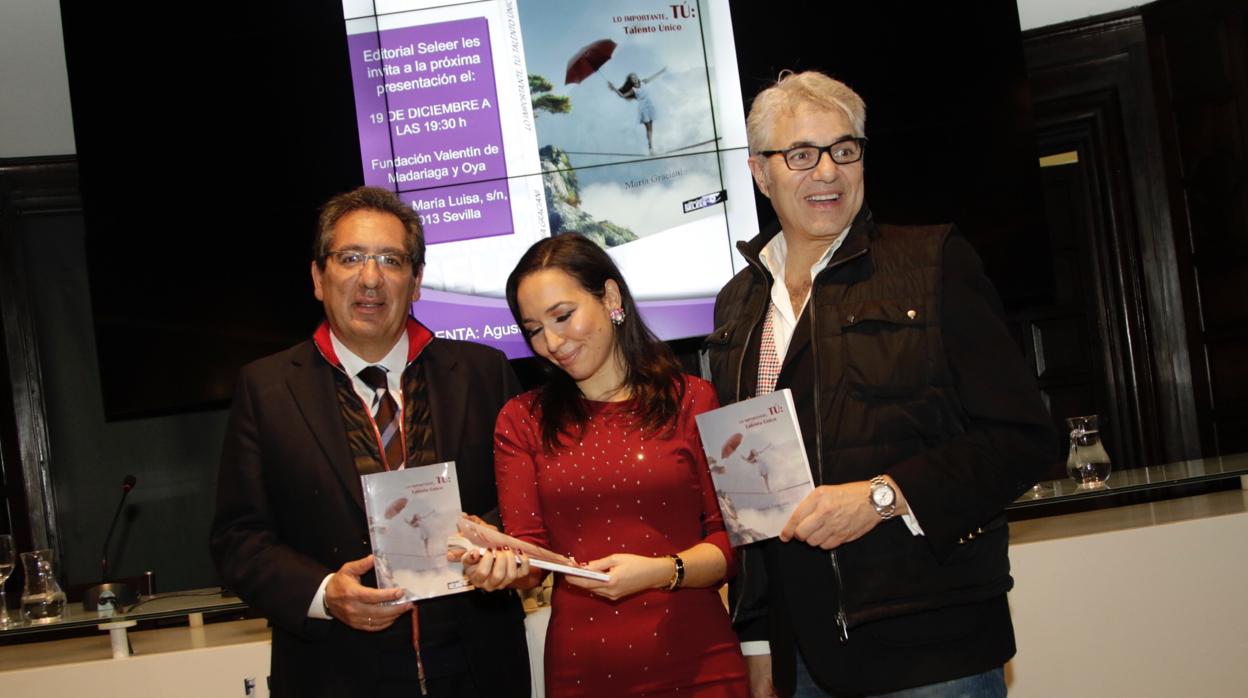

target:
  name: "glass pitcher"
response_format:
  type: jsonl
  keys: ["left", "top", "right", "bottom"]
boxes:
{"left": 20, "top": 549, "right": 67, "bottom": 623}
{"left": 1066, "top": 414, "right": 1112, "bottom": 488}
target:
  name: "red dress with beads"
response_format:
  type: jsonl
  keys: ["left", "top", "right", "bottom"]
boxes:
{"left": 494, "top": 376, "right": 748, "bottom": 697}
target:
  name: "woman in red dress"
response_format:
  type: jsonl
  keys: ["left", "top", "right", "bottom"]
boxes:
{"left": 465, "top": 234, "right": 747, "bottom": 697}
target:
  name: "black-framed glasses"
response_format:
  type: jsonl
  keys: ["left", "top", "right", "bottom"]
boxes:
{"left": 758, "top": 136, "right": 868, "bottom": 171}
{"left": 325, "top": 249, "right": 412, "bottom": 272}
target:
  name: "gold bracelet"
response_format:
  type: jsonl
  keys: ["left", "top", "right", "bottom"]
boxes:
{"left": 666, "top": 554, "right": 685, "bottom": 591}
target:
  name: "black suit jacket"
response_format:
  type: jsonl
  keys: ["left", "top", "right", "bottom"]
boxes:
{"left": 210, "top": 335, "right": 530, "bottom": 697}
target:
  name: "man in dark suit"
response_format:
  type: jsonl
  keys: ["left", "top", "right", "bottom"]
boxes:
{"left": 211, "top": 186, "right": 530, "bottom": 697}
{"left": 705, "top": 71, "right": 1054, "bottom": 697}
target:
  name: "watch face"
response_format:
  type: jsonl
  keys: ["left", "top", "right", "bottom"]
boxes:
{"left": 872, "top": 484, "right": 895, "bottom": 507}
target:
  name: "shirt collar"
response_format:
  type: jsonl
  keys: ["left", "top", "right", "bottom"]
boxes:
{"left": 331, "top": 331, "right": 408, "bottom": 380}
{"left": 312, "top": 317, "right": 434, "bottom": 372}
{"left": 758, "top": 225, "right": 851, "bottom": 281}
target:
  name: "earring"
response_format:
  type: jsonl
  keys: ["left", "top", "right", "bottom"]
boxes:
{"left": 609, "top": 306, "right": 626, "bottom": 326}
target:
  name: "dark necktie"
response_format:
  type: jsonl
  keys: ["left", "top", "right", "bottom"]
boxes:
{"left": 358, "top": 365, "right": 405, "bottom": 470}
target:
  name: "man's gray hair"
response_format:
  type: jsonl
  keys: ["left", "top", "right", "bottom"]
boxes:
{"left": 313, "top": 186, "right": 425, "bottom": 275}
{"left": 746, "top": 70, "right": 867, "bottom": 153}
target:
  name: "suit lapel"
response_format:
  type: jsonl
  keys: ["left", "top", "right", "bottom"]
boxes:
{"left": 421, "top": 340, "right": 464, "bottom": 463}
{"left": 285, "top": 345, "right": 366, "bottom": 514}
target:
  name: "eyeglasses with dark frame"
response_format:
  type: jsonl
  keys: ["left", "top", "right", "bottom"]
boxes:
{"left": 324, "top": 248, "right": 413, "bottom": 273}
{"left": 758, "top": 136, "right": 868, "bottom": 171}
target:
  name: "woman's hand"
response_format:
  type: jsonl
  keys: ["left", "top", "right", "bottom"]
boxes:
{"left": 564, "top": 553, "right": 673, "bottom": 601}
{"left": 462, "top": 547, "right": 532, "bottom": 591}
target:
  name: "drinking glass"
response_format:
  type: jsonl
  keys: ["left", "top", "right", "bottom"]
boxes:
{"left": 1066, "top": 414, "right": 1112, "bottom": 488}
{"left": 0, "top": 534, "right": 15, "bottom": 627}
{"left": 19, "top": 548, "right": 66, "bottom": 623}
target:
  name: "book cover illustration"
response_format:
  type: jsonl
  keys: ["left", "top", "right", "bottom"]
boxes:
{"left": 517, "top": 0, "right": 728, "bottom": 253}
{"left": 452, "top": 516, "right": 610, "bottom": 582}
{"left": 361, "top": 461, "right": 474, "bottom": 601}
{"left": 695, "top": 389, "right": 815, "bottom": 547}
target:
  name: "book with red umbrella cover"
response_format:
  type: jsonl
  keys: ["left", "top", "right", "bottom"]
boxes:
{"left": 695, "top": 389, "right": 815, "bottom": 546}
{"left": 361, "top": 461, "right": 475, "bottom": 601}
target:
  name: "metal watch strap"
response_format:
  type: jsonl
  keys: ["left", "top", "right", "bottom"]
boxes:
{"left": 870, "top": 475, "right": 897, "bottom": 520}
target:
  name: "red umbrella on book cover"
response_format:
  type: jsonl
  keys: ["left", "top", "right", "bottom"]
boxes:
{"left": 565, "top": 38, "right": 617, "bottom": 85}
{"left": 721, "top": 432, "right": 744, "bottom": 460}
{"left": 384, "top": 497, "right": 408, "bottom": 519}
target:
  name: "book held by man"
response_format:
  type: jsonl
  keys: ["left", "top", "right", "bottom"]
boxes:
{"left": 361, "top": 461, "right": 473, "bottom": 602}
{"left": 694, "top": 389, "right": 815, "bottom": 546}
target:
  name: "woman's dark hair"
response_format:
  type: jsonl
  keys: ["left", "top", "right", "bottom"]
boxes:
{"left": 505, "top": 234, "right": 685, "bottom": 452}
{"left": 619, "top": 73, "right": 640, "bottom": 96}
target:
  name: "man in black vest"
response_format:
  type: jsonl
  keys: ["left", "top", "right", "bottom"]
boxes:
{"left": 705, "top": 71, "right": 1054, "bottom": 697}
{"left": 211, "top": 186, "right": 530, "bottom": 697}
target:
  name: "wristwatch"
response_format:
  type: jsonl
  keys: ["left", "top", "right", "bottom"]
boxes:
{"left": 869, "top": 475, "right": 897, "bottom": 520}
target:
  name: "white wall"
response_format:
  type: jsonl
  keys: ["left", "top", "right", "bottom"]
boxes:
{"left": 1006, "top": 490, "right": 1248, "bottom": 696}
{"left": 1016, "top": 0, "right": 1143, "bottom": 30}
{"left": 1, "top": 0, "right": 1149, "bottom": 160}
{"left": 0, "top": 0, "right": 76, "bottom": 157}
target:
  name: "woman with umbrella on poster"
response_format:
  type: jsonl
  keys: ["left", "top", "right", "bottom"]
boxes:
{"left": 608, "top": 68, "right": 666, "bottom": 154}
{"left": 562, "top": 39, "right": 667, "bottom": 156}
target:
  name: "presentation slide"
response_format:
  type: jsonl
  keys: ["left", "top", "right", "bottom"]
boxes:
{"left": 343, "top": 0, "right": 756, "bottom": 357}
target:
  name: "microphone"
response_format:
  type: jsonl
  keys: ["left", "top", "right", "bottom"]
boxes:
{"left": 84, "top": 474, "right": 141, "bottom": 612}
{"left": 100, "top": 474, "right": 137, "bottom": 580}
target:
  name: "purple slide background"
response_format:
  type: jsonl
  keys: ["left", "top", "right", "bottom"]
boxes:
{"left": 348, "top": 30, "right": 389, "bottom": 183}
{"left": 348, "top": 17, "right": 513, "bottom": 244}
{"left": 399, "top": 180, "right": 513, "bottom": 245}
{"left": 415, "top": 291, "right": 716, "bottom": 360}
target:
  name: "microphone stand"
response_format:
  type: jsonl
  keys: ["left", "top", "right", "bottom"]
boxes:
{"left": 83, "top": 475, "right": 141, "bottom": 612}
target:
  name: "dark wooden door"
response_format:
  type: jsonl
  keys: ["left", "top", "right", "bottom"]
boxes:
{"left": 1022, "top": 142, "right": 1122, "bottom": 479}
{"left": 1019, "top": 12, "right": 1207, "bottom": 471}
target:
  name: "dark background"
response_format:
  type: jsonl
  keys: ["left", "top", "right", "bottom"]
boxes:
{"left": 62, "top": 0, "right": 1048, "bottom": 420}
{"left": 63, "top": 0, "right": 360, "bottom": 419}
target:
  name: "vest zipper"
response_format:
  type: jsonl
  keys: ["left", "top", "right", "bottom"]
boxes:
{"left": 809, "top": 246, "right": 867, "bottom": 643}
{"left": 805, "top": 246, "right": 867, "bottom": 486}
{"left": 734, "top": 321, "right": 758, "bottom": 402}
{"left": 726, "top": 252, "right": 769, "bottom": 628}
{"left": 734, "top": 239, "right": 868, "bottom": 642}
{"left": 830, "top": 550, "right": 849, "bottom": 642}
{"left": 729, "top": 549, "right": 750, "bottom": 626}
